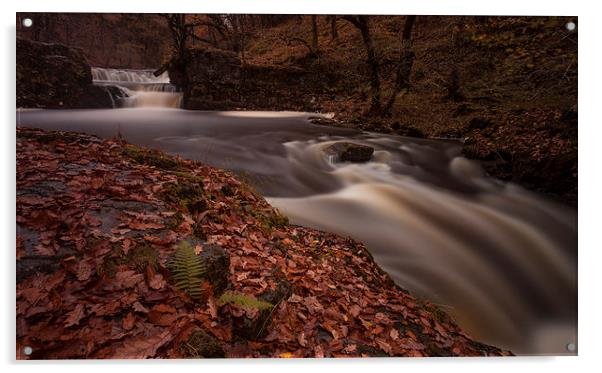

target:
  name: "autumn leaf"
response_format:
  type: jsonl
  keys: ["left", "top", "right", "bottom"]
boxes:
{"left": 18, "top": 195, "right": 49, "bottom": 206}
{"left": 75, "top": 259, "right": 94, "bottom": 281}
{"left": 129, "top": 221, "right": 164, "bottom": 230}
{"left": 106, "top": 270, "right": 144, "bottom": 290}
{"left": 398, "top": 338, "right": 426, "bottom": 350}
{"left": 132, "top": 301, "right": 149, "bottom": 314}
{"left": 33, "top": 243, "right": 55, "bottom": 256}
{"left": 64, "top": 304, "right": 86, "bottom": 327}
{"left": 148, "top": 273, "right": 166, "bottom": 290}
{"left": 122, "top": 312, "right": 136, "bottom": 330}
{"left": 112, "top": 329, "right": 173, "bottom": 359}
{"left": 151, "top": 304, "right": 176, "bottom": 314}
{"left": 90, "top": 177, "right": 104, "bottom": 190}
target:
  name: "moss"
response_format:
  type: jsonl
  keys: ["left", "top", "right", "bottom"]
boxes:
{"left": 165, "top": 211, "right": 184, "bottom": 230}
{"left": 161, "top": 182, "right": 207, "bottom": 214}
{"left": 17, "top": 131, "right": 85, "bottom": 144}
{"left": 218, "top": 291, "right": 274, "bottom": 311}
{"left": 262, "top": 210, "right": 289, "bottom": 229}
{"left": 99, "top": 257, "right": 119, "bottom": 278}
{"left": 172, "top": 171, "right": 205, "bottom": 184}
{"left": 192, "top": 222, "right": 207, "bottom": 240}
{"left": 122, "top": 144, "right": 180, "bottom": 170}
{"left": 127, "top": 244, "right": 158, "bottom": 273}
{"left": 220, "top": 184, "right": 235, "bottom": 196}
{"left": 180, "top": 329, "right": 225, "bottom": 358}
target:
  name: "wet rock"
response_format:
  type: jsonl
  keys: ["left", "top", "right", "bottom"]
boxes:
{"left": 325, "top": 142, "right": 374, "bottom": 163}
{"left": 194, "top": 241, "right": 230, "bottom": 296}
{"left": 16, "top": 38, "right": 112, "bottom": 109}
{"left": 231, "top": 278, "right": 292, "bottom": 340}
{"left": 309, "top": 116, "right": 337, "bottom": 126}
{"left": 396, "top": 124, "right": 425, "bottom": 138}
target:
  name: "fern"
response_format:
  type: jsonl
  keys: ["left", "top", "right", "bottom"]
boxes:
{"left": 168, "top": 241, "right": 206, "bottom": 300}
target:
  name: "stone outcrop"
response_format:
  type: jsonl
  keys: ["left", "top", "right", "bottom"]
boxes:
{"left": 17, "top": 38, "right": 113, "bottom": 109}
{"left": 169, "top": 47, "right": 327, "bottom": 111}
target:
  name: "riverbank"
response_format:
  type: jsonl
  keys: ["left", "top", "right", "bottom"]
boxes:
{"left": 16, "top": 127, "right": 510, "bottom": 358}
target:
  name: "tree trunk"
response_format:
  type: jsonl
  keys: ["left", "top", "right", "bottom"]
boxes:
{"left": 311, "top": 15, "right": 319, "bottom": 54}
{"left": 383, "top": 15, "right": 417, "bottom": 114}
{"left": 329, "top": 16, "right": 338, "bottom": 40}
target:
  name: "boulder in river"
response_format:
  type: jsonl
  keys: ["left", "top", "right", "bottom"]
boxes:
{"left": 325, "top": 142, "right": 375, "bottom": 163}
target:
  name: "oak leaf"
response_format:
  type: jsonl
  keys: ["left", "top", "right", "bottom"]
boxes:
{"left": 64, "top": 304, "right": 86, "bottom": 327}
{"left": 112, "top": 329, "right": 173, "bottom": 359}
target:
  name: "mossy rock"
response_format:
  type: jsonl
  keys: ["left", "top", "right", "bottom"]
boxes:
{"left": 180, "top": 329, "right": 224, "bottom": 358}
{"left": 122, "top": 145, "right": 181, "bottom": 170}
{"left": 161, "top": 182, "right": 207, "bottom": 214}
{"left": 229, "top": 278, "right": 291, "bottom": 340}
{"left": 127, "top": 244, "right": 159, "bottom": 273}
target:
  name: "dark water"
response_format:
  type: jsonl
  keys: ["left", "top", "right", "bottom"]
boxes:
{"left": 17, "top": 107, "right": 577, "bottom": 355}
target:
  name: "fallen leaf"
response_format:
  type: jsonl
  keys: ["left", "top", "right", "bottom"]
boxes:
{"left": 64, "top": 304, "right": 86, "bottom": 327}
{"left": 129, "top": 221, "right": 164, "bottom": 230}
{"left": 75, "top": 259, "right": 94, "bottom": 281}
{"left": 112, "top": 329, "right": 173, "bottom": 359}
{"left": 122, "top": 312, "right": 135, "bottom": 330}
{"left": 148, "top": 273, "right": 166, "bottom": 290}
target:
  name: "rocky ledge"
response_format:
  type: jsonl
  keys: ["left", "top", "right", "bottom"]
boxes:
{"left": 17, "top": 38, "right": 115, "bottom": 109}
{"left": 16, "top": 128, "right": 510, "bottom": 358}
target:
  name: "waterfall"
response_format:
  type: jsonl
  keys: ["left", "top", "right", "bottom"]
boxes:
{"left": 91, "top": 67, "right": 182, "bottom": 108}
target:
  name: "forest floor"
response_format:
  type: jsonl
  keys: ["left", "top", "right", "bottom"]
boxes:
{"left": 16, "top": 128, "right": 511, "bottom": 359}
{"left": 244, "top": 16, "right": 578, "bottom": 205}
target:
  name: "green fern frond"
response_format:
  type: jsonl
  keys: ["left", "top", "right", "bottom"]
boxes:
{"left": 168, "top": 241, "right": 207, "bottom": 300}
{"left": 218, "top": 291, "right": 273, "bottom": 311}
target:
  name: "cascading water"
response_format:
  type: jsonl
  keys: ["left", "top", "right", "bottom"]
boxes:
{"left": 91, "top": 67, "right": 182, "bottom": 108}
{"left": 16, "top": 109, "right": 577, "bottom": 356}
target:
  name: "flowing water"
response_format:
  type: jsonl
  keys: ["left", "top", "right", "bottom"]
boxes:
{"left": 92, "top": 67, "right": 182, "bottom": 108}
{"left": 16, "top": 68, "right": 577, "bottom": 355}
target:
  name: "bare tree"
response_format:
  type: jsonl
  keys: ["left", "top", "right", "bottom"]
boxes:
{"left": 342, "top": 15, "right": 381, "bottom": 113}
{"left": 327, "top": 16, "right": 338, "bottom": 40}
{"left": 154, "top": 14, "right": 225, "bottom": 77}
{"left": 383, "top": 15, "right": 417, "bottom": 113}
{"left": 342, "top": 15, "right": 418, "bottom": 115}
{"left": 311, "top": 15, "right": 319, "bottom": 54}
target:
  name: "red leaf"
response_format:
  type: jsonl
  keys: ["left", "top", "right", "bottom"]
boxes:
{"left": 112, "top": 329, "right": 173, "bottom": 359}
{"left": 64, "top": 304, "right": 86, "bottom": 327}
{"left": 129, "top": 221, "right": 164, "bottom": 230}
{"left": 75, "top": 259, "right": 94, "bottom": 281}
{"left": 123, "top": 312, "right": 136, "bottom": 330}
{"left": 148, "top": 273, "right": 166, "bottom": 290}
{"left": 152, "top": 304, "right": 177, "bottom": 314}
